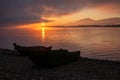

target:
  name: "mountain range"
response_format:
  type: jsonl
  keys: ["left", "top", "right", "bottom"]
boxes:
{"left": 69, "top": 17, "right": 120, "bottom": 26}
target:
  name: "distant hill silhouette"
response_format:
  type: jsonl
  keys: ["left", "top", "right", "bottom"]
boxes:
{"left": 70, "top": 17, "right": 120, "bottom": 26}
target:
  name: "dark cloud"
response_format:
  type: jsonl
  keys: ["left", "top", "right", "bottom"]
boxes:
{"left": 0, "top": 16, "right": 50, "bottom": 27}
{"left": 0, "top": 0, "right": 120, "bottom": 27}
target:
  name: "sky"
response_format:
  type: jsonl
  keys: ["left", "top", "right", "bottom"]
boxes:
{"left": 0, "top": 0, "right": 120, "bottom": 27}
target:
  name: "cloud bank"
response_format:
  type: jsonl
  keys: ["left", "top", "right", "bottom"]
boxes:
{"left": 0, "top": 0, "right": 120, "bottom": 27}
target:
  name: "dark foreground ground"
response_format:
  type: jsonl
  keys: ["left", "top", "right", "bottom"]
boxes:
{"left": 0, "top": 48, "right": 120, "bottom": 80}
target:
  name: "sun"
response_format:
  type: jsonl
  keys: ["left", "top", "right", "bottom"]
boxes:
{"left": 42, "top": 23, "right": 45, "bottom": 27}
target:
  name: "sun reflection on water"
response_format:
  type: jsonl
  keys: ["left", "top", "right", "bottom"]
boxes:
{"left": 41, "top": 23, "right": 45, "bottom": 42}
{"left": 31, "top": 23, "right": 47, "bottom": 43}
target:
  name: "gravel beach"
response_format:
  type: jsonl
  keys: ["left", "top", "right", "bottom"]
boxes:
{"left": 0, "top": 48, "right": 120, "bottom": 80}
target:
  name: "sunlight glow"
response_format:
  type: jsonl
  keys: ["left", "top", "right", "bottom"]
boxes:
{"left": 42, "top": 23, "right": 45, "bottom": 27}
{"left": 43, "top": 8, "right": 120, "bottom": 26}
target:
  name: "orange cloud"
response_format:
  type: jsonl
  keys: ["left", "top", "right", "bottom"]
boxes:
{"left": 1, "top": 0, "right": 120, "bottom": 27}
{"left": 94, "top": 3, "right": 120, "bottom": 14}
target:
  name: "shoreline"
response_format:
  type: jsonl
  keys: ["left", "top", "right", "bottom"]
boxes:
{"left": 0, "top": 48, "right": 120, "bottom": 80}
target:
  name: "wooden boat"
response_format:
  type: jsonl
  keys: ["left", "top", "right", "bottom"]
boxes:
{"left": 13, "top": 43, "right": 52, "bottom": 56}
{"left": 13, "top": 43, "right": 80, "bottom": 67}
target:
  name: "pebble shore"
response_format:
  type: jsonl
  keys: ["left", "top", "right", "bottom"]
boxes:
{"left": 0, "top": 48, "right": 120, "bottom": 80}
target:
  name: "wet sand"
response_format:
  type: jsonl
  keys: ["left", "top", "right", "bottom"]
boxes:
{"left": 0, "top": 48, "right": 120, "bottom": 80}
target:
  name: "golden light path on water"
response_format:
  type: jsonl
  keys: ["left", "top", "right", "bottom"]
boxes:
{"left": 41, "top": 23, "right": 45, "bottom": 42}
{"left": 27, "top": 23, "right": 47, "bottom": 44}
{"left": 23, "top": 23, "right": 65, "bottom": 45}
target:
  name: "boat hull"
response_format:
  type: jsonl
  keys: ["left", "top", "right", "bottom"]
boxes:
{"left": 13, "top": 43, "right": 80, "bottom": 67}
{"left": 28, "top": 50, "right": 80, "bottom": 67}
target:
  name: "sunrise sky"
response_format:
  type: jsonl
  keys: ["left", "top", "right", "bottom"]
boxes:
{"left": 0, "top": 0, "right": 120, "bottom": 27}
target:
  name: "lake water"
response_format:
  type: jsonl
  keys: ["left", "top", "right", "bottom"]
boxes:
{"left": 0, "top": 27, "right": 120, "bottom": 61}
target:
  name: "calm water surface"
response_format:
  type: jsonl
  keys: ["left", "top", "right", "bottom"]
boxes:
{"left": 0, "top": 27, "right": 120, "bottom": 61}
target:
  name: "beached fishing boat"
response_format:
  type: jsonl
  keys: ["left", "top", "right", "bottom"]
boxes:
{"left": 13, "top": 43, "right": 52, "bottom": 56}
{"left": 13, "top": 43, "right": 80, "bottom": 67}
